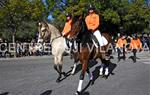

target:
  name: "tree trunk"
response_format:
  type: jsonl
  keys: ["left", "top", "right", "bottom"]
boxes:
{"left": 12, "top": 32, "right": 16, "bottom": 58}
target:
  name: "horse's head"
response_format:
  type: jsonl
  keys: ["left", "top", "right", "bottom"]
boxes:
{"left": 38, "top": 21, "right": 51, "bottom": 43}
{"left": 70, "top": 15, "right": 86, "bottom": 40}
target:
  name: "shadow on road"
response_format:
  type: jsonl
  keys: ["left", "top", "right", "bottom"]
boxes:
{"left": 0, "top": 92, "right": 9, "bottom": 95}
{"left": 73, "top": 60, "right": 98, "bottom": 75}
{"left": 81, "top": 91, "right": 90, "bottom": 95}
{"left": 81, "top": 80, "right": 92, "bottom": 94}
{"left": 91, "top": 61, "right": 117, "bottom": 84}
{"left": 58, "top": 69, "right": 72, "bottom": 82}
{"left": 40, "top": 90, "right": 52, "bottom": 95}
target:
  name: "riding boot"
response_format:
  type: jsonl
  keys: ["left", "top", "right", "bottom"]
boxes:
{"left": 65, "top": 38, "right": 70, "bottom": 48}
{"left": 91, "top": 34, "right": 100, "bottom": 47}
{"left": 70, "top": 40, "right": 75, "bottom": 59}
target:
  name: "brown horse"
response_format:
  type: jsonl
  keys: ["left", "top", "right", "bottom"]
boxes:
{"left": 70, "top": 15, "right": 113, "bottom": 95}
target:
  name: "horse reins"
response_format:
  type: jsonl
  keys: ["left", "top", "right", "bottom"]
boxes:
{"left": 50, "top": 35, "right": 62, "bottom": 44}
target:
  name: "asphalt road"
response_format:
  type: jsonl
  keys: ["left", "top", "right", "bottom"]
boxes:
{"left": 0, "top": 52, "right": 150, "bottom": 95}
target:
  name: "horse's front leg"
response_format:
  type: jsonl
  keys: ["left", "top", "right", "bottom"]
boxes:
{"left": 86, "top": 67, "right": 93, "bottom": 81}
{"left": 71, "top": 62, "right": 77, "bottom": 75}
{"left": 100, "top": 59, "right": 109, "bottom": 79}
{"left": 53, "top": 56, "right": 64, "bottom": 83}
{"left": 75, "top": 60, "right": 87, "bottom": 95}
{"left": 71, "top": 52, "right": 79, "bottom": 75}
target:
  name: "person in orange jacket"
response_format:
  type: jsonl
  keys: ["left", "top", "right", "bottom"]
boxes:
{"left": 129, "top": 34, "right": 142, "bottom": 62}
{"left": 62, "top": 13, "right": 75, "bottom": 54}
{"left": 116, "top": 34, "right": 127, "bottom": 61}
{"left": 62, "top": 13, "right": 73, "bottom": 39}
{"left": 129, "top": 34, "right": 142, "bottom": 50}
{"left": 85, "top": 5, "right": 108, "bottom": 47}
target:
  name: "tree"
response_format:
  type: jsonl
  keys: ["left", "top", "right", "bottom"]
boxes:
{"left": 46, "top": 0, "right": 150, "bottom": 34}
{"left": 0, "top": 0, "right": 47, "bottom": 42}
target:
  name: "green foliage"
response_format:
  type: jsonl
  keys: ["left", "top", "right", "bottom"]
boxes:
{"left": 47, "top": 0, "right": 150, "bottom": 34}
{"left": 0, "top": 0, "right": 47, "bottom": 42}
{"left": 102, "top": 9, "right": 120, "bottom": 24}
{"left": 0, "top": 0, "right": 150, "bottom": 42}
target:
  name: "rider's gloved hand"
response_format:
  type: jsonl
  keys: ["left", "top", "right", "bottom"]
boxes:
{"left": 89, "top": 29, "right": 93, "bottom": 32}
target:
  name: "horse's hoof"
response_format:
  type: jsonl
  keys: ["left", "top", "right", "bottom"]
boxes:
{"left": 62, "top": 72, "right": 67, "bottom": 77}
{"left": 110, "top": 72, "right": 115, "bottom": 75}
{"left": 71, "top": 70, "right": 75, "bottom": 75}
{"left": 103, "top": 75, "right": 108, "bottom": 80}
{"left": 71, "top": 72, "right": 75, "bottom": 75}
{"left": 99, "top": 75, "right": 104, "bottom": 78}
{"left": 74, "top": 91, "right": 81, "bottom": 95}
{"left": 91, "top": 80, "right": 94, "bottom": 85}
{"left": 56, "top": 79, "right": 61, "bottom": 83}
{"left": 133, "top": 59, "right": 136, "bottom": 63}
{"left": 56, "top": 77, "right": 61, "bottom": 83}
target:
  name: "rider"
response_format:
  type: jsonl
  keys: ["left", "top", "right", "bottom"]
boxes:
{"left": 85, "top": 5, "right": 108, "bottom": 47}
{"left": 62, "top": 13, "right": 72, "bottom": 38}
{"left": 62, "top": 13, "right": 74, "bottom": 53}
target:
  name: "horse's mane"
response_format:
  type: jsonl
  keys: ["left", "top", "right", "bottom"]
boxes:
{"left": 70, "top": 15, "right": 88, "bottom": 43}
{"left": 42, "top": 21, "right": 62, "bottom": 35}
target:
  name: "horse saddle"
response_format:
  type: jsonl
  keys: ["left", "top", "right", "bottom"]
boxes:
{"left": 91, "top": 33, "right": 108, "bottom": 48}
{"left": 65, "top": 38, "right": 72, "bottom": 49}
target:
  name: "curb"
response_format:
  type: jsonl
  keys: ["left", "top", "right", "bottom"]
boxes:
{"left": 0, "top": 55, "right": 52, "bottom": 61}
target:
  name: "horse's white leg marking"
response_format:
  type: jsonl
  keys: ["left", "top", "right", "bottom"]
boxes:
{"left": 104, "top": 67, "right": 109, "bottom": 76}
{"left": 88, "top": 72, "right": 93, "bottom": 80}
{"left": 99, "top": 67, "right": 103, "bottom": 76}
{"left": 77, "top": 80, "right": 83, "bottom": 92}
{"left": 71, "top": 62, "right": 77, "bottom": 75}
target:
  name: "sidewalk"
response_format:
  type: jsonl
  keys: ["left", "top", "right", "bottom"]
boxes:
{"left": 0, "top": 55, "right": 52, "bottom": 61}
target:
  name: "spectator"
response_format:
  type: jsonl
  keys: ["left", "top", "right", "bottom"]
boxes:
{"left": 141, "top": 33, "right": 147, "bottom": 47}
{"left": 116, "top": 34, "right": 127, "bottom": 62}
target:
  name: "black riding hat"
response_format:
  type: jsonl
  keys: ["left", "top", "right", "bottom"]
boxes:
{"left": 66, "top": 13, "right": 72, "bottom": 17}
{"left": 88, "top": 5, "right": 95, "bottom": 11}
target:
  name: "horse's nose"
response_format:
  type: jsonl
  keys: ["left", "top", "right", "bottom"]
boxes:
{"left": 38, "top": 39, "right": 43, "bottom": 43}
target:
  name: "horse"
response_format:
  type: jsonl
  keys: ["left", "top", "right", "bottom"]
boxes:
{"left": 38, "top": 21, "right": 80, "bottom": 82}
{"left": 68, "top": 15, "right": 113, "bottom": 95}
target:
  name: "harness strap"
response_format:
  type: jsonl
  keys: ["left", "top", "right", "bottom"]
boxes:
{"left": 91, "top": 34, "right": 100, "bottom": 47}
{"left": 50, "top": 36, "right": 62, "bottom": 44}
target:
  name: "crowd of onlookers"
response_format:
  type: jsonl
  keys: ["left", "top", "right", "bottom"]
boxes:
{"left": 114, "top": 33, "right": 150, "bottom": 62}
{"left": 0, "top": 38, "right": 51, "bottom": 58}
{"left": 114, "top": 33, "right": 150, "bottom": 50}
{"left": 0, "top": 32, "right": 150, "bottom": 58}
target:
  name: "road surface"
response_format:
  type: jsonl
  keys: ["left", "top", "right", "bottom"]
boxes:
{"left": 0, "top": 52, "right": 150, "bottom": 95}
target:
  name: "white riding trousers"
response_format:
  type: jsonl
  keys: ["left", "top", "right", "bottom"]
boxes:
{"left": 93, "top": 30, "right": 108, "bottom": 46}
